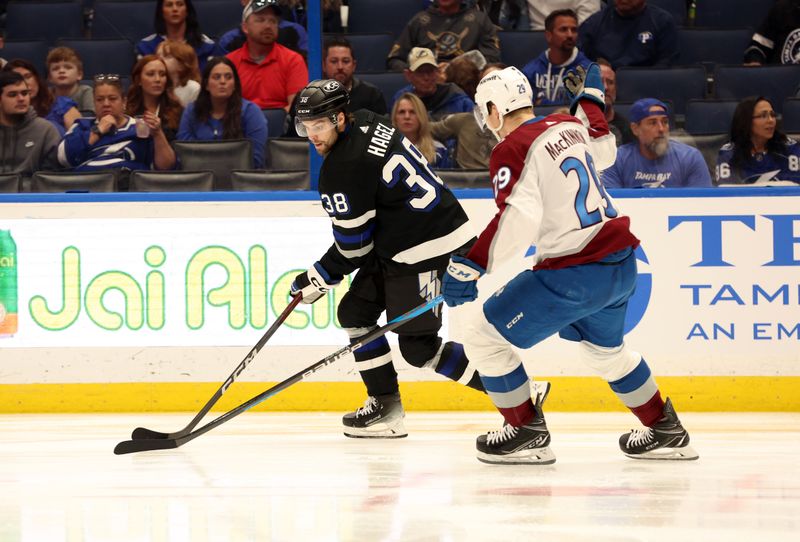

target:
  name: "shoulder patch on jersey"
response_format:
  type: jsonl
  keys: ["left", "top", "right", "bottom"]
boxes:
{"left": 720, "top": 142, "right": 735, "bottom": 151}
{"left": 360, "top": 126, "right": 369, "bottom": 133}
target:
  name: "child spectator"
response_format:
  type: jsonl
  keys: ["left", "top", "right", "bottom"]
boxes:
{"left": 4, "top": 59, "right": 80, "bottom": 136}
{"left": 126, "top": 55, "right": 184, "bottom": 142}
{"left": 46, "top": 47, "right": 94, "bottom": 113}
{"left": 156, "top": 39, "right": 201, "bottom": 106}
{"left": 392, "top": 92, "right": 450, "bottom": 168}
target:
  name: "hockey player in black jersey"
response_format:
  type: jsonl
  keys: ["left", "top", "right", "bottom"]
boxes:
{"left": 290, "top": 79, "right": 485, "bottom": 438}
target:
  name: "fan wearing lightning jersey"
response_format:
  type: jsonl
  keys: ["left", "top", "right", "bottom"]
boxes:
{"left": 441, "top": 65, "right": 697, "bottom": 464}
{"left": 290, "top": 79, "right": 485, "bottom": 439}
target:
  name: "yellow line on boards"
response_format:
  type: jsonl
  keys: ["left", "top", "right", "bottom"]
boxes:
{"left": 1, "top": 377, "right": 798, "bottom": 413}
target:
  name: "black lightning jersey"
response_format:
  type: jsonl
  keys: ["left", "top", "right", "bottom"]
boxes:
{"left": 317, "top": 110, "right": 473, "bottom": 279}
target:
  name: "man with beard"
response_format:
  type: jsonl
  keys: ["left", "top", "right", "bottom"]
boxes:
{"left": 227, "top": 0, "right": 307, "bottom": 111}
{"left": 601, "top": 98, "right": 711, "bottom": 188}
{"left": 0, "top": 71, "right": 60, "bottom": 184}
{"left": 522, "top": 9, "right": 592, "bottom": 106}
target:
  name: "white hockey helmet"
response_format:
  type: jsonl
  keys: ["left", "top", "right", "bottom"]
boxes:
{"left": 474, "top": 66, "right": 533, "bottom": 140}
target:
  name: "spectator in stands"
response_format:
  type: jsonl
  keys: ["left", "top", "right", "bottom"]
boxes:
{"left": 136, "top": 0, "right": 223, "bottom": 71}
{"left": 716, "top": 96, "right": 800, "bottom": 184}
{"left": 743, "top": 0, "right": 800, "bottom": 65}
{"left": 579, "top": 0, "right": 678, "bottom": 69}
{"left": 322, "top": 36, "right": 387, "bottom": 114}
{"left": 522, "top": 9, "right": 592, "bottom": 106}
{"left": 387, "top": 0, "right": 501, "bottom": 72}
{"left": 4, "top": 59, "right": 80, "bottom": 136}
{"left": 126, "top": 55, "right": 184, "bottom": 142}
{"left": 597, "top": 58, "right": 634, "bottom": 146}
{"left": 602, "top": 98, "right": 711, "bottom": 188}
{"left": 392, "top": 92, "right": 450, "bottom": 168}
{"left": 156, "top": 40, "right": 201, "bottom": 106}
{"left": 58, "top": 74, "right": 177, "bottom": 172}
{"left": 177, "top": 57, "right": 268, "bottom": 169}
{"left": 227, "top": 0, "right": 308, "bottom": 112}
{"left": 279, "top": 0, "right": 343, "bottom": 34}
{"left": 219, "top": 0, "right": 309, "bottom": 56}
{"left": 46, "top": 47, "right": 94, "bottom": 113}
{"left": 526, "top": 0, "right": 600, "bottom": 30}
{"left": 444, "top": 53, "right": 482, "bottom": 101}
{"left": 0, "top": 71, "right": 61, "bottom": 179}
{"left": 430, "top": 111, "right": 495, "bottom": 169}
{"left": 394, "top": 47, "right": 474, "bottom": 120}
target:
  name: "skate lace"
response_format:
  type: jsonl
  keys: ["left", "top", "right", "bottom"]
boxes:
{"left": 627, "top": 427, "right": 655, "bottom": 447}
{"left": 486, "top": 424, "right": 519, "bottom": 445}
{"left": 355, "top": 397, "right": 379, "bottom": 418}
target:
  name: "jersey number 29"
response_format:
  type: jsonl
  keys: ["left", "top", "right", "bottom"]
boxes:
{"left": 560, "top": 151, "right": 618, "bottom": 228}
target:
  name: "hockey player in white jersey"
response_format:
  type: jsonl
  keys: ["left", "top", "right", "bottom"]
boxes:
{"left": 441, "top": 64, "right": 698, "bottom": 464}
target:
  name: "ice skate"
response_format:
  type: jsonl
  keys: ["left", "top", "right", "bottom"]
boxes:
{"left": 342, "top": 392, "right": 407, "bottom": 438}
{"left": 476, "top": 380, "right": 555, "bottom": 465}
{"left": 619, "top": 398, "right": 699, "bottom": 460}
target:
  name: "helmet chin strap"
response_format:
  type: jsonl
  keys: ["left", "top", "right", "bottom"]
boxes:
{"left": 487, "top": 107, "right": 506, "bottom": 142}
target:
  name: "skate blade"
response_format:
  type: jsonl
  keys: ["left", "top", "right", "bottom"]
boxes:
{"left": 343, "top": 420, "right": 408, "bottom": 439}
{"left": 477, "top": 446, "right": 556, "bottom": 465}
{"left": 625, "top": 445, "right": 699, "bottom": 461}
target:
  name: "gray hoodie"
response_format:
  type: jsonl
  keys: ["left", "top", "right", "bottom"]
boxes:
{"left": 0, "top": 108, "right": 62, "bottom": 179}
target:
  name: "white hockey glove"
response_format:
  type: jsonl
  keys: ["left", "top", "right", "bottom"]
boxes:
{"left": 291, "top": 262, "right": 341, "bottom": 304}
{"left": 563, "top": 63, "right": 606, "bottom": 115}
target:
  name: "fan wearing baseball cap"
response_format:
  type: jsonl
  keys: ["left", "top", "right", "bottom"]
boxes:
{"left": 601, "top": 98, "right": 712, "bottom": 188}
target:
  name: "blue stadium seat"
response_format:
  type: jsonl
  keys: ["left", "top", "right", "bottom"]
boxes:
{"left": 497, "top": 31, "right": 546, "bottom": 70}
{"left": 5, "top": 1, "right": 84, "bottom": 44}
{"left": 781, "top": 98, "right": 800, "bottom": 133}
{"left": 324, "top": 33, "right": 394, "bottom": 73}
{"left": 714, "top": 65, "right": 800, "bottom": 113}
{"left": 677, "top": 28, "right": 752, "bottom": 68}
{"left": 92, "top": 1, "right": 157, "bottom": 41}
{"left": 193, "top": 0, "right": 241, "bottom": 39}
{"left": 647, "top": 0, "right": 686, "bottom": 26}
{"left": 347, "top": 0, "right": 422, "bottom": 38}
{"left": 0, "top": 40, "right": 49, "bottom": 75}
{"left": 616, "top": 66, "right": 707, "bottom": 115}
{"left": 694, "top": 0, "right": 773, "bottom": 29}
{"left": 358, "top": 72, "right": 407, "bottom": 105}
{"left": 262, "top": 108, "right": 287, "bottom": 138}
{"left": 57, "top": 39, "right": 137, "bottom": 78}
{"left": 684, "top": 100, "right": 739, "bottom": 135}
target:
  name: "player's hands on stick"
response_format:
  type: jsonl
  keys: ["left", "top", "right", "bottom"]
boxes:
{"left": 291, "top": 261, "right": 340, "bottom": 304}
{"left": 442, "top": 255, "right": 485, "bottom": 307}
{"left": 563, "top": 63, "right": 605, "bottom": 114}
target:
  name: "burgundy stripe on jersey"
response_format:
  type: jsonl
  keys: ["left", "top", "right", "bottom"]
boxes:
{"left": 534, "top": 217, "right": 640, "bottom": 270}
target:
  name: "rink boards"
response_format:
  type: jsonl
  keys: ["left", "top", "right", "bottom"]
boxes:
{"left": 0, "top": 188, "right": 798, "bottom": 412}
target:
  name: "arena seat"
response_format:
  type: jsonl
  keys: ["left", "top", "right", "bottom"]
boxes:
{"left": 346, "top": 0, "right": 421, "bottom": 37}
{"left": 267, "top": 138, "right": 309, "bottom": 171}
{"left": 56, "top": 39, "right": 137, "bottom": 78}
{"left": 173, "top": 139, "right": 253, "bottom": 191}
{"left": 5, "top": 1, "right": 84, "bottom": 44}
{"left": 262, "top": 108, "right": 287, "bottom": 138}
{"left": 497, "top": 31, "right": 546, "bottom": 70}
{"left": 684, "top": 100, "right": 739, "bottom": 135}
{"left": 31, "top": 170, "right": 118, "bottom": 193}
{"left": 0, "top": 41, "right": 49, "bottom": 75}
{"left": 129, "top": 170, "right": 214, "bottom": 192}
{"left": 781, "top": 98, "right": 800, "bottom": 134}
{"left": 356, "top": 72, "right": 407, "bottom": 105}
{"left": 193, "top": 0, "right": 241, "bottom": 39}
{"left": 230, "top": 170, "right": 310, "bottom": 191}
{"left": 0, "top": 174, "right": 21, "bottom": 193}
{"left": 677, "top": 28, "right": 752, "bottom": 68}
{"left": 324, "top": 33, "right": 394, "bottom": 73}
{"left": 671, "top": 133, "right": 728, "bottom": 178}
{"left": 91, "top": 1, "right": 157, "bottom": 41}
{"left": 647, "top": 0, "right": 686, "bottom": 25}
{"left": 694, "top": 0, "right": 773, "bottom": 29}
{"left": 714, "top": 65, "right": 800, "bottom": 113}
{"left": 616, "top": 65, "right": 707, "bottom": 115}
{"left": 434, "top": 169, "right": 491, "bottom": 189}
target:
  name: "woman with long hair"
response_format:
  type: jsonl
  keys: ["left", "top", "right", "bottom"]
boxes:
{"left": 716, "top": 96, "right": 800, "bottom": 184}
{"left": 135, "top": 0, "right": 223, "bottom": 70}
{"left": 3, "top": 59, "right": 80, "bottom": 135}
{"left": 157, "top": 39, "right": 201, "bottom": 106}
{"left": 391, "top": 92, "right": 450, "bottom": 168}
{"left": 177, "top": 56, "right": 268, "bottom": 168}
{"left": 126, "top": 55, "right": 184, "bottom": 141}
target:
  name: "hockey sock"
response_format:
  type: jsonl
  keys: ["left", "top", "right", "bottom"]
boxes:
{"left": 479, "top": 363, "right": 535, "bottom": 427}
{"left": 348, "top": 328, "right": 398, "bottom": 396}
{"left": 432, "top": 342, "right": 486, "bottom": 393}
{"left": 607, "top": 357, "right": 665, "bottom": 427}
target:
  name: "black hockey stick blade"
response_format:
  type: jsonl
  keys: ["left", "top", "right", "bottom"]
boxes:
{"left": 114, "top": 295, "right": 443, "bottom": 455}
{"left": 128, "top": 295, "right": 302, "bottom": 441}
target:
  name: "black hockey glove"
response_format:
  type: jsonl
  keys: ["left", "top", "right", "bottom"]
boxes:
{"left": 291, "top": 261, "right": 340, "bottom": 304}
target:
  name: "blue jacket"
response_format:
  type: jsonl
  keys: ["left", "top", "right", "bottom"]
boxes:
{"left": 135, "top": 34, "right": 224, "bottom": 71}
{"left": 716, "top": 139, "right": 800, "bottom": 184}
{"left": 391, "top": 83, "right": 475, "bottom": 120}
{"left": 601, "top": 139, "right": 712, "bottom": 188}
{"left": 58, "top": 116, "right": 157, "bottom": 171}
{"left": 522, "top": 49, "right": 593, "bottom": 106}
{"left": 177, "top": 99, "right": 268, "bottom": 168}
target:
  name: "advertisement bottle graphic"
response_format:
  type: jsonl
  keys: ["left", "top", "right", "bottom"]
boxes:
{"left": 0, "top": 230, "right": 18, "bottom": 337}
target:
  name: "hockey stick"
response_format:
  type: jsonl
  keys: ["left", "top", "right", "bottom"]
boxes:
{"left": 130, "top": 294, "right": 303, "bottom": 441}
{"left": 114, "top": 294, "right": 443, "bottom": 455}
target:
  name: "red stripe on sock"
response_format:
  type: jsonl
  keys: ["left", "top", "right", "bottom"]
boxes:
{"left": 498, "top": 400, "right": 535, "bottom": 427}
{"left": 631, "top": 391, "right": 665, "bottom": 427}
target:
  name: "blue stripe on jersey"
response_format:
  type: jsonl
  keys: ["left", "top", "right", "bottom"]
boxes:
{"left": 332, "top": 223, "right": 375, "bottom": 244}
{"left": 481, "top": 363, "right": 529, "bottom": 394}
{"left": 436, "top": 342, "right": 464, "bottom": 377}
{"left": 609, "top": 359, "right": 651, "bottom": 394}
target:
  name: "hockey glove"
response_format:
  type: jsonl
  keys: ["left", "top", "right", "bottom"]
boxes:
{"left": 442, "top": 255, "right": 485, "bottom": 307}
{"left": 291, "top": 262, "right": 341, "bottom": 304}
{"left": 563, "top": 63, "right": 606, "bottom": 115}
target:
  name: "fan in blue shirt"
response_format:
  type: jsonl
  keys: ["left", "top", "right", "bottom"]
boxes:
{"left": 601, "top": 98, "right": 712, "bottom": 188}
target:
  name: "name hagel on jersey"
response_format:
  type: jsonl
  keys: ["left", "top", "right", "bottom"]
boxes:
{"left": 317, "top": 110, "right": 474, "bottom": 278}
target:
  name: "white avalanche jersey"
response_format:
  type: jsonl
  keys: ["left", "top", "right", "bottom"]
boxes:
{"left": 466, "top": 99, "right": 639, "bottom": 272}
